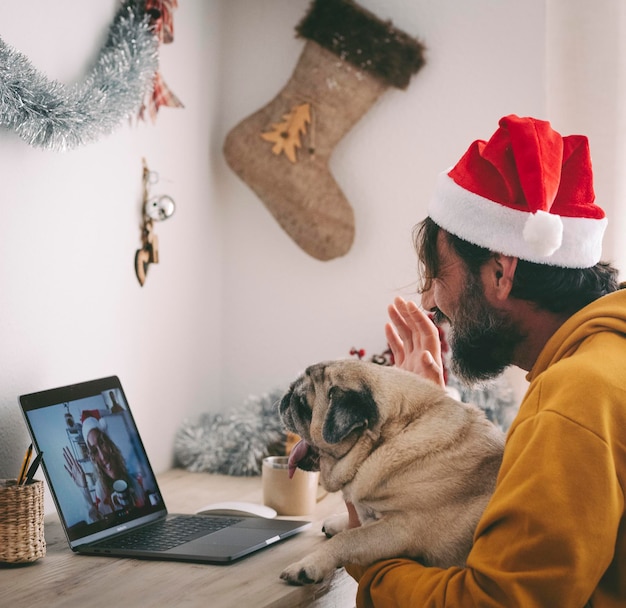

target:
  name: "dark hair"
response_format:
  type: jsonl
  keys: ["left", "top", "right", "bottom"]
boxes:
{"left": 414, "top": 217, "right": 620, "bottom": 315}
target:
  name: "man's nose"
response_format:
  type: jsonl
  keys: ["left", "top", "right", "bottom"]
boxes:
{"left": 421, "top": 286, "right": 435, "bottom": 312}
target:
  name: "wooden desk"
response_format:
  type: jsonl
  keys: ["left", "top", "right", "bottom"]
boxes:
{"left": 0, "top": 469, "right": 357, "bottom": 607}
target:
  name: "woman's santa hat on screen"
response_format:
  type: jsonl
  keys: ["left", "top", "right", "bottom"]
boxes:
{"left": 428, "top": 114, "right": 608, "bottom": 268}
{"left": 81, "top": 410, "right": 107, "bottom": 443}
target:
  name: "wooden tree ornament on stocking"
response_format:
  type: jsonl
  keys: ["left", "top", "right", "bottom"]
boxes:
{"left": 223, "top": 0, "right": 425, "bottom": 261}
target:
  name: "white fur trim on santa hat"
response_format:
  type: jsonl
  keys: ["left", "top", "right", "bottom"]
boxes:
{"left": 428, "top": 172, "right": 607, "bottom": 268}
{"left": 82, "top": 416, "right": 107, "bottom": 443}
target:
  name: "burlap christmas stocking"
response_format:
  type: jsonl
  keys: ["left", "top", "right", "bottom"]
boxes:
{"left": 223, "top": 0, "right": 425, "bottom": 261}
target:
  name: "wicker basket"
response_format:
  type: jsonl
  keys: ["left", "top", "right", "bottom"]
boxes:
{"left": 0, "top": 479, "right": 46, "bottom": 563}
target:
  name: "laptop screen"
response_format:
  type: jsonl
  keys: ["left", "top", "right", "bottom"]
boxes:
{"left": 20, "top": 376, "right": 165, "bottom": 544}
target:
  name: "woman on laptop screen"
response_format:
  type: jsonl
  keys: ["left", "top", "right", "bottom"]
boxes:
{"left": 63, "top": 408, "right": 151, "bottom": 521}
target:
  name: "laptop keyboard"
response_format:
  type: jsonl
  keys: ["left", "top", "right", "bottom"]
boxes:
{"left": 96, "top": 515, "right": 243, "bottom": 552}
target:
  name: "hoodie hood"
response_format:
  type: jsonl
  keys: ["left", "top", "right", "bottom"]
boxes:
{"left": 527, "top": 289, "right": 626, "bottom": 384}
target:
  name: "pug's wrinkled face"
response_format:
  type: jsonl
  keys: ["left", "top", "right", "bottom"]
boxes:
{"left": 279, "top": 361, "right": 380, "bottom": 481}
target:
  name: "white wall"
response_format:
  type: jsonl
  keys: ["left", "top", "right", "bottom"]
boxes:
{"left": 216, "top": 0, "right": 548, "bottom": 406}
{"left": 546, "top": 0, "right": 626, "bottom": 269}
{"left": 1, "top": 1, "right": 623, "bottom": 513}
{"left": 0, "top": 1, "right": 224, "bottom": 483}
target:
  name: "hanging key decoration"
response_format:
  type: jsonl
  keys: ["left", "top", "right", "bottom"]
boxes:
{"left": 135, "top": 158, "right": 176, "bottom": 286}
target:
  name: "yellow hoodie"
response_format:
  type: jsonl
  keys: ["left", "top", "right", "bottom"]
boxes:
{"left": 348, "top": 289, "right": 626, "bottom": 607}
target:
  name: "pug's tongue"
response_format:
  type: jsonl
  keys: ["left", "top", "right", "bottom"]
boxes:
{"left": 288, "top": 439, "right": 312, "bottom": 479}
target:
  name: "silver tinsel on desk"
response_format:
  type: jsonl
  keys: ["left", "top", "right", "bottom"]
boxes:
{"left": 0, "top": 0, "right": 158, "bottom": 151}
{"left": 174, "top": 388, "right": 288, "bottom": 477}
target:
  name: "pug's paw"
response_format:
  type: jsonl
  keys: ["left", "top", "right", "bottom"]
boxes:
{"left": 322, "top": 513, "right": 349, "bottom": 538}
{"left": 280, "top": 554, "right": 334, "bottom": 585}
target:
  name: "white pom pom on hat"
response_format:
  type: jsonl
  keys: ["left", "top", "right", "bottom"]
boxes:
{"left": 522, "top": 210, "right": 563, "bottom": 257}
{"left": 428, "top": 114, "right": 607, "bottom": 268}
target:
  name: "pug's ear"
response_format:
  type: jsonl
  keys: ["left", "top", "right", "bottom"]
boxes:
{"left": 322, "top": 386, "right": 379, "bottom": 445}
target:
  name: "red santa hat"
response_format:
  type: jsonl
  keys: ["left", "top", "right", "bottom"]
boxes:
{"left": 81, "top": 410, "right": 107, "bottom": 443}
{"left": 428, "top": 114, "right": 607, "bottom": 268}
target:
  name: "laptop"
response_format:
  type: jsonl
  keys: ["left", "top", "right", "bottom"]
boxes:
{"left": 19, "top": 375, "right": 310, "bottom": 563}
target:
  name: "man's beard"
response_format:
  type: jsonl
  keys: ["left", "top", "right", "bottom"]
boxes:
{"left": 443, "top": 273, "right": 526, "bottom": 385}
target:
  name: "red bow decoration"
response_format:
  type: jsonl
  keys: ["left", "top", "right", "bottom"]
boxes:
{"left": 139, "top": 0, "right": 184, "bottom": 122}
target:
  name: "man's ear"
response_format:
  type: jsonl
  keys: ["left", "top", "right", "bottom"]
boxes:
{"left": 485, "top": 254, "right": 518, "bottom": 301}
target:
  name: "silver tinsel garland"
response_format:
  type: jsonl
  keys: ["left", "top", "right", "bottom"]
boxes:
{"left": 447, "top": 373, "right": 518, "bottom": 432}
{"left": 174, "top": 388, "right": 288, "bottom": 477}
{"left": 0, "top": 0, "right": 158, "bottom": 151}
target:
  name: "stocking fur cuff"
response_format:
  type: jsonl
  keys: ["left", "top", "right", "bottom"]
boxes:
{"left": 296, "top": 0, "right": 426, "bottom": 89}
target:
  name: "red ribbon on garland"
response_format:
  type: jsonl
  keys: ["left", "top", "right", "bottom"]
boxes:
{"left": 139, "top": 0, "right": 184, "bottom": 122}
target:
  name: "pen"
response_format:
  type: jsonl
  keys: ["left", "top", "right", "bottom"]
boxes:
{"left": 17, "top": 444, "right": 33, "bottom": 485}
{"left": 23, "top": 451, "right": 43, "bottom": 485}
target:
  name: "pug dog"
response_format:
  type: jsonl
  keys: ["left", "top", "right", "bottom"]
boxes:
{"left": 278, "top": 359, "right": 505, "bottom": 585}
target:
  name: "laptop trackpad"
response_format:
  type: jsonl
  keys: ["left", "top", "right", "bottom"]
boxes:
{"left": 186, "top": 527, "right": 278, "bottom": 548}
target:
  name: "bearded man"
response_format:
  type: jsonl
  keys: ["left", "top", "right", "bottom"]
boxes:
{"left": 347, "top": 115, "right": 626, "bottom": 607}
